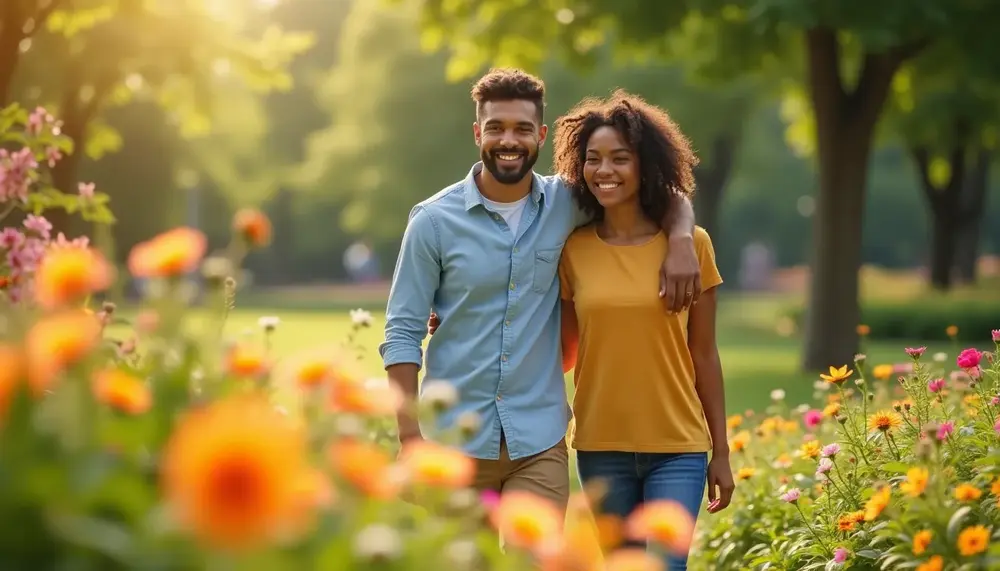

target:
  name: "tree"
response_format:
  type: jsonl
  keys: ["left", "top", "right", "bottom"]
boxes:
{"left": 398, "top": 0, "right": 1000, "bottom": 369}
{"left": 883, "top": 47, "right": 997, "bottom": 289}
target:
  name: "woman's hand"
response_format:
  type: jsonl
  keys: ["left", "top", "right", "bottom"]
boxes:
{"left": 706, "top": 454, "right": 735, "bottom": 513}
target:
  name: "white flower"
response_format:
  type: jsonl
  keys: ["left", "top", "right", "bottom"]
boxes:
{"left": 933, "top": 352, "right": 947, "bottom": 363}
{"left": 794, "top": 404, "right": 811, "bottom": 414}
{"left": 258, "top": 316, "right": 280, "bottom": 331}
{"left": 456, "top": 410, "right": 481, "bottom": 435}
{"left": 353, "top": 524, "right": 402, "bottom": 561}
{"left": 813, "top": 380, "right": 830, "bottom": 391}
{"left": 446, "top": 539, "right": 479, "bottom": 567}
{"left": 350, "top": 308, "right": 372, "bottom": 327}
{"left": 771, "top": 389, "right": 786, "bottom": 401}
{"left": 422, "top": 379, "right": 459, "bottom": 410}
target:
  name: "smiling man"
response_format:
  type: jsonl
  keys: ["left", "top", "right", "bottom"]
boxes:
{"left": 378, "top": 68, "right": 701, "bottom": 514}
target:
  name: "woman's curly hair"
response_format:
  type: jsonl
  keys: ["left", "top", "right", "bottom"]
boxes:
{"left": 552, "top": 89, "right": 699, "bottom": 223}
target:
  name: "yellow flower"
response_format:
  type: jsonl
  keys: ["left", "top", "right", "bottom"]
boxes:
{"left": 737, "top": 467, "right": 756, "bottom": 480}
{"left": 726, "top": 414, "right": 743, "bottom": 430}
{"left": 730, "top": 430, "right": 750, "bottom": 452}
{"left": 957, "top": 525, "right": 990, "bottom": 556}
{"left": 491, "top": 491, "right": 563, "bottom": 552}
{"left": 799, "top": 440, "right": 821, "bottom": 460}
{"left": 820, "top": 365, "right": 853, "bottom": 385}
{"left": 397, "top": 440, "right": 475, "bottom": 489}
{"left": 295, "top": 360, "right": 332, "bottom": 389}
{"left": 872, "top": 364, "right": 894, "bottom": 380}
{"left": 912, "top": 529, "right": 932, "bottom": 555}
{"left": 161, "top": 395, "right": 311, "bottom": 549}
{"left": 33, "top": 246, "right": 115, "bottom": 310}
{"left": 224, "top": 344, "right": 270, "bottom": 379}
{"left": 604, "top": 548, "right": 665, "bottom": 571}
{"left": 867, "top": 410, "right": 903, "bottom": 432}
{"left": 915, "top": 556, "right": 943, "bottom": 571}
{"left": 822, "top": 402, "right": 841, "bottom": 417}
{"left": 864, "top": 486, "right": 891, "bottom": 521}
{"left": 900, "top": 467, "right": 929, "bottom": 498}
{"left": 954, "top": 483, "right": 982, "bottom": 502}
{"left": 626, "top": 500, "right": 694, "bottom": 555}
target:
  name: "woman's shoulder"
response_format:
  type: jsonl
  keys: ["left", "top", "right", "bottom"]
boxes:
{"left": 693, "top": 225, "right": 715, "bottom": 249}
{"left": 564, "top": 224, "right": 599, "bottom": 251}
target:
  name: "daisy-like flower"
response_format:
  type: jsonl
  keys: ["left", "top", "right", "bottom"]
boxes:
{"left": 820, "top": 365, "right": 853, "bottom": 385}
{"left": 867, "top": 410, "right": 903, "bottom": 433}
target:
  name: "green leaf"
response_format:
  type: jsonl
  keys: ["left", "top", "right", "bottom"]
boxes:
{"left": 880, "top": 462, "right": 910, "bottom": 474}
{"left": 857, "top": 549, "right": 880, "bottom": 559}
{"left": 948, "top": 506, "right": 972, "bottom": 542}
{"left": 46, "top": 512, "right": 134, "bottom": 561}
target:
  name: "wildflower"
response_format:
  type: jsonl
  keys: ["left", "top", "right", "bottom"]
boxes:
{"left": 780, "top": 488, "right": 800, "bottom": 503}
{"left": 0, "top": 344, "right": 24, "bottom": 417}
{"left": 900, "top": 467, "right": 929, "bottom": 497}
{"left": 329, "top": 438, "right": 398, "bottom": 498}
{"left": 816, "top": 458, "right": 834, "bottom": 477}
{"left": 833, "top": 547, "right": 849, "bottom": 564}
{"left": 350, "top": 308, "right": 372, "bottom": 327}
{"left": 821, "top": 443, "right": 840, "bottom": 458}
{"left": 992, "top": 478, "right": 1000, "bottom": 498}
{"left": 863, "top": 486, "right": 891, "bottom": 521}
{"left": 626, "top": 499, "right": 694, "bottom": 555}
{"left": 770, "top": 389, "right": 785, "bottom": 401}
{"left": 224, "top": 344, "right": 269, "bottom": 379}
{"left": 736, "top": 467, "right": 755, "bottom": 480}
{"left": 905, "top": 346, "right": 926, "bottom": 359}
{"left": 726, "top": 414, "right": 743, "bottom": 430}
{"left": 872, "top": 364, "right": 893, "bottom": 380}
{"left": 603, "top": 549, "right": 665, "bottom": 571}
{"left": 927, "top": 378, "right": 945, "bottom": 393}
{"left": 856, "top": 324, "right": 870, "bottom": 336}
{"left": 295, "top": 360, "right": 332, "bottom": 390}
{"left": 912, "top": 529, "right": 932, "bottom": 555}
{"left": 329, "top": 374, "right": 403, "bottom": 416}
{"left": 854, "top": 353, "right": 866, "bottom": 366}
{"left": 932, "top": 352, "right": 947, "bottom": 362}
{"left": 946, "top": 325, "right": 959, "bottom": 337}
{"left": 957, "top": 525, "right": 990, "bottom": 556}
{"left": 916, "top": 556, "right": 943, "bottom": 571}
{"left": 956, "top": 348, "right": 983, "bottom": 369}
{"left": 353, "top": 524, "right": 402, "bottom": 562}
{"left": 822, "top": 402, "right": 841, "bottom": 417}
{"left": 772, "top": 454, "right": 792, "bottom": 469}
{"left": 397, "top": 440, "right": 475, "bottom": 489}
{"left": 730, "top": 430, "right": 750, "bottom": 452}
{"left": 491, "top": 490, "right": 563, "bottom": 552}
{"left": 937, "top": 421, "right": 955, "bottom": 441}
{"left": 954, "top": 484, "right": 982, "bottom": 502}
{"left": 258, "top": 316, "right": 279, "bottom": 331}
{"left": 92, "top": 369, "right": 151, "bottom": 414}
{"left": 33, "top": 246, "right": 114, "bottom": 309}
{"left": 799, "top": 440, "right": 821, "bottom": 459}
{"left": 867, "top": 410, "right": 903, "bottom": 433}
{"left": 803, "top": 409, "right": 822, "bottom": 429}
{"left": 456, "top": 410, "right": 482, "bottom": 439}
{"left": 422, "top": 379, "right": 459, "bottom": 411}
{"left": 836, "top": 513, "right": 857, "bottom": 532}
{"left": 128, "top": 227, "right": 207, "bottom": 278}
{"left": 161, "top": 395, "right": 311, "bottom": 549}
{"left": 820, "top": 365, "right": 853, "bottom": 385}
{"left": 25, "top": 311, "right": 102, "bottom": 394}
{"left": 992, "top": 329, "right": 1000, "bottom": 343}
{"left": 232, "top": 208, "right": 272, "bottom": 248}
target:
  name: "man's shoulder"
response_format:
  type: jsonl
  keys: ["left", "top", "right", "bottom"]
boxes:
{"left": 414, "top": 180, "right": 466, "bottom": 211}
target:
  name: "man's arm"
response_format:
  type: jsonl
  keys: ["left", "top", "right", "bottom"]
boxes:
{"left": 378, "top": 205, "right": 440, "bottom": 444}
{"left": 659, "top": 192, "right": 701, "bottom": 313}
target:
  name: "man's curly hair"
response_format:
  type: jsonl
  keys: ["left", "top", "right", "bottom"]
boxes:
{"left": 470, "top": 68, "right": 545, "bottom": 122}
{"left": 552, "top": 89, "right": 698, "bottom": 223}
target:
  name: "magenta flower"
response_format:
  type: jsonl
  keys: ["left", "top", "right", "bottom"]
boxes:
{"left": 927, "top": 378, "right": 945, "bottom": 393}
{"left": 833, "top": 547, "right": 849, "bottom": 564}
{"left": 993, "top": 329, "right": 1000, "bottom": 343}
{"left": 803, "top": 409, "right": 822, "bottom": 429}
{"left": 821, "top": 443, "right": 841, "bottom": 458}
{"left": 937, "top": 421, "right": 955, "bottom": 441}
{"left": 957, "top": 348, "right": 983, "bottom": 369}
{"left": 780, "top": 488, "right": 801, "bottom": 503}
{"left": 905, "top": 346, "right": 926, "bottom": 359}
{"left": 479, "top": 489, "right": 500, "bottom": 511}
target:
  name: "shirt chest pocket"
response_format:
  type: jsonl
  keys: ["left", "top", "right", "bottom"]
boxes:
{"left": 531, "top": 247, "right": 562, "bottom": 294}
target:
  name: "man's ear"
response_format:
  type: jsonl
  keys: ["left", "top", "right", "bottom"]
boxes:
{"left": 537, "top": 123, "right": 548, "bottom": 148}
{"left": 473, "top": 121, "right": 481, "bottom": 146}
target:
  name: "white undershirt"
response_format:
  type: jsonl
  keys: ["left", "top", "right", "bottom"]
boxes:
{"left": 482, "top": 194, "right": 530, "bottom": 237}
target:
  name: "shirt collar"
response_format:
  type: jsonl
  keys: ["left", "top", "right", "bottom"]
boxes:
{"left": 463, "top": 161, "right": 545, "bottom": 211}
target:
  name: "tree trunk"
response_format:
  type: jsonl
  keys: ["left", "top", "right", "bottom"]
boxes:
{"left": 928, "top": 211, "right": 958, "bottom": 289}
{"left": 911, "top": 143, "right": 968, "bottom": 291}
{"left": 801, "top": 28, "right": 923, "bottom": 371}
{"left": 693, "top": 134, "right": 737, "bottom": 244}
{"left": 953, "top": 149, "right": 991, "bottom": 284}
{"left": 0, "top": 1, "right": 63, "bottom": 105}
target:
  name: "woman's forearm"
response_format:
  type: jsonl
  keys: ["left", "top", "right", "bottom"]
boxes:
{"left": 694, "top": 351, "right": 728, "bottom": 456}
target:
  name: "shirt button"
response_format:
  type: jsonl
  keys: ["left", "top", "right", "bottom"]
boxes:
{"left": 513, "top": 247, "right": 518, "bottom": 253}
{"left": 502, "top": 355, "right": 508, "bottom": 362}
{"left": 509, "top": 282, "right": 515, "bottom": 290}
{"left": 496, "top": 394, "right": 501, "bottom": 401}
{"left": 504, "top": 320, "right": 511, "bottom": 326}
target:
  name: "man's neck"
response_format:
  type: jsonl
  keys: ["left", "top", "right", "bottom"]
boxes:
{"left": 475, "top": 168, "right": 532, "bottom": 204}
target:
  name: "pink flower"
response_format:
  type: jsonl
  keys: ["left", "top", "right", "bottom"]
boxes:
{"left": 833, "top": 547, "right": 849, "bottom": 564}
{"left": 821, "top": 443, "right": 841, "bottom": 458}
{"left": 992, "top": 397, "right": 999, "bottom": 406}
{"left": 803, "top": 409, "right": 822, "bottom": 429}
{"left": 816, "top": 458, "right": 833, "bottom": 474}
{"left": 26, "top": 106, "right": 54, "bottom": 136}
{"left": 78, "top": 182, "right": 95, "bottom": 199}
{"left": 994, "top": 417, "right": 1000, "bottom": 436}
{"left": 480, "top": 489, "right": 500, "bottom": 511}
{"left": 905, "top": 346, "right": 926, "bottom": 358}
{"left": 780, "top": 488, "right": 801, "bottom": 503}
{"left": 993, "top": 329, "right": 1000, "bottom": 342}
{"left": 23, "top": 214, "right": 52, "bottom": 240}
{"left": 0, "top": 228, "right": 24, "bottom": 250}
{"left": 957, "top": 348, "right": 983, "bottom": 369}
{"left": 0, "top": 147, "right": 36, "bottom": 203}
{"left": 937, "top": 421, "right": 955, "bottom": 441}
{"left": 927, "top": 378, "right": 945, "bottom": 393}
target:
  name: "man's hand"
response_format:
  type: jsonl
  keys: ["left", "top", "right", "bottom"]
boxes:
{"left": 706, "top": 454, "right": 735, "bottom": 514}
{"left": 660, "top": 234, "right": 701, "bottom": 313}
{"left": 427, "top": 312, "right": 440, "bottom": 336}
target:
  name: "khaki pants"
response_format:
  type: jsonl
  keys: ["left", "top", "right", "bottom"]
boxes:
{"left": 473, "top": 435, "right": 571, "bottom": 513}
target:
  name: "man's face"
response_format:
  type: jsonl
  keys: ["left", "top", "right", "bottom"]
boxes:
{"left": 473, "top": 100, "right": 547, "bottom": 185}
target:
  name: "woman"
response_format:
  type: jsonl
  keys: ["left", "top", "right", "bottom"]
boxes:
{"left": 553, "top": 90, "right": 733, "bottom": 570}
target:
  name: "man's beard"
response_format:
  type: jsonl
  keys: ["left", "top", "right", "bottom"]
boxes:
{"left": 481, "top": 147, "right": 538, "bottom": 185}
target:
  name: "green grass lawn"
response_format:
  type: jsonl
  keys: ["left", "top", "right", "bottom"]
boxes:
{"left": 200, "top": 293, "right": 950, "bottom": 415}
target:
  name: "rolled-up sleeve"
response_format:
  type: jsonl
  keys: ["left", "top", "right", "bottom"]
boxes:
{"left": 378, "top": 205, "right": 440, "bottom": 370}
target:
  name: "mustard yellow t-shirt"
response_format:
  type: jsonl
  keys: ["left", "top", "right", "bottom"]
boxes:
{"left": 558, "top": 225, "right": 723, "bottom": 453}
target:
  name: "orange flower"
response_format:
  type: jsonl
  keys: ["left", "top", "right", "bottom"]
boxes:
{"left": 912, "top": 529, "right": 932, "bottom": 555}
{"left": 737, "top": 467, "right": 755, "bottom": 480}
{"left": 900, "top": 467, "right": 929, "bottom": 497}
{"left": 726, "top": 415, "right": 743, "bottom": 430}
{"left": 25, "top": 311, "right": 102, "bottom": 393}
{"left": 848, "top": 510, "right": 865, "bottom": 523}
{"left": 603, "top": 548, "right": 665, "bottom": 571}
{"left": 295, "top": 360, "right": 332, "bottom": 389}
{"left": 820, "top": 365, "right": 853, "bottom": 385}
{"left": 730, "top": 430, "right": 750, "bottom": 452}
{"left": 233, "top": 208, "right": 272, "bottom": 248}
{"left": 329, "top": 375, "right": 402, "bottom": 416}
{"left": 0, "top": 344, "right": 24, "bottom": 417}
{"left": 867, "top": 410, "right": 903, "bottom": 432}
{"left": 128, "top": 227, "right": 207, "bottom": 278}
{"left": 397, "top": 440, "right": 474, "bottom": 489}
{"left": 872, "top": 364, "right": 893, "bottom": 380}
{"left": 161, "top": 395, "right": 311, "bottom": 549}
{"left": 224, "top": 344, "right": 269, "bottom": 378}
{"left": 837, "top": 513, "right": 857, "bottom": 532}
{"left": 539, "top": 498, "right": 605, "bottom": 571}
{"left": 92, "top": 368, "right": 151, "bottom": 414}
{"left": 33, "top": 246, "right": 114, "bottom": 309}
{"left": 991, "top": 477, "right": 1000, "bottom": 497}
{"left": 957, "top": 525, "right": 989, "bottom": 556}
{"left": 822, "top": 402, "right": 841, "bottom": 417}
{"left": 593, "top": 514, "right": 625, "bottom": 550}
{"left": 328, "top": 438, "right": 398, "bottom": 498}
{"left": 491, "top": 490, "right": 563, "bottom": 551}
{"left": 946, "top": 325, "right": 958, "bottom": 338}
{"left": 864, "top": 486, "right": 891, "bottom": 521}
{"left": 954, "top": 483, "right": 982, "bottom": 502}
{"left": 626, "top": 499, "right": 694, "bottom": 555}
{"left": 856, "top": 324, "right": 870, "bottom": 336}
{"left": 916, "top": 556, "right": 943, "bottom": 571}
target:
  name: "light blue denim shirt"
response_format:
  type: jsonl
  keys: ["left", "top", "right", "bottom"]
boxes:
{"left": 379, "top": 162, "right": 588, "bottom": 460}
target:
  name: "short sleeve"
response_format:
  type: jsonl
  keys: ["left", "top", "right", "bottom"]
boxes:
{"left": 694, "top": 227, "right": 723, "bottom": 291}
{"left": 558, "top": 251, "right": 574, "bottom": 300}
{"left": 553, "top": 175, "right": 592, "bottom": 228}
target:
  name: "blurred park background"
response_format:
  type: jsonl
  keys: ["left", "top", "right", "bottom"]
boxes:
{"left": 4, "top": 0, "right": 1000, "bottom": 414}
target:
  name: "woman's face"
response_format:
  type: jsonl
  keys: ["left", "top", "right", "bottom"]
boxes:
{"left": 582, "top": 125, "right": 640, "bottom": 210}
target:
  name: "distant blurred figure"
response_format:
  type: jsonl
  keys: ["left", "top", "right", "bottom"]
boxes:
{"left": 343, "top": 240, "right": 380, "bottom": 282}
{"left": 738, "top": 241, "right": 775, "bottom": 291}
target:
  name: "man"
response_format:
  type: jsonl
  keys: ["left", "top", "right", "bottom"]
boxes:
{"left": 378, "top": 68, "right": 701, "bottom": 513}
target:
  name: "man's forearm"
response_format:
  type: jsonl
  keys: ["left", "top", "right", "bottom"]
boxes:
{"left": 387, "top": 363, "right": 421, "bottom": 441}
{"left": 663, "top": 192, "right": 696, "bottom": 238}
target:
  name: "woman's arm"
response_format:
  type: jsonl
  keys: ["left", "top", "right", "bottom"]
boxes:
{"left": 688, "top": 286, "right": 734, "bottom": 512}
{"left": 560, "top": 300, "right": 579, "bottom": 374}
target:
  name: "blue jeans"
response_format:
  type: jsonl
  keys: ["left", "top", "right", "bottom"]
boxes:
{"left": 577, "top": 451, "right": 708, "bottom": 571}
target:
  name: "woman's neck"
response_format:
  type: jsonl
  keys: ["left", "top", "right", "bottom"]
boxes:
{"left": 598, "top": 202, "right": 659, "bottom": 242}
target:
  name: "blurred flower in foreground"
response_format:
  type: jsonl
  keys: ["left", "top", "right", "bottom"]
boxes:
{"left": 233, "top": 208, "right": 272, "bottom": 248}
{"left": 491, "top": 490, "right": 563, "bottom": 552}
{"left": 33, "top": 246, "right": 114, "bottom": 309}
{"left": 128, "top": 227, "right": 207, "bottom": 278}
{"left": 626, "top": 499, "right": 694, "bottom": 555}
{"left": 92, "top": 368, "right": 151, "bottom": 414}
{"left": 25, "top": 310, "right": 102, "bottom": 393}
